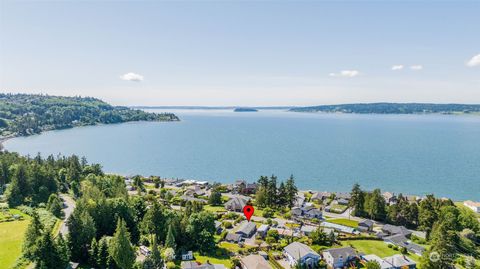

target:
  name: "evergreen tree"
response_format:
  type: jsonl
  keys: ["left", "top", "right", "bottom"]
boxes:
{"left": 97, "top": 236, "right": 111, "bottom": 269}
{"left": 67, "top": 206, "right": 97, "bottom": 262}
{"left": 55, "top": 234, "right": 70, "bottom": 268}
{"left": 285, "top": 175, "right": 298, "bottom": 208}
{"left": 350, "top": 183, "right": 366, "bottom": 217}
{"left": 165, "top": 224, "right": 177, "bottom": 251}
{"left": 89, "top": 238, "right": 99, "bottom": 267}
{"left": 6, "top": 164, "right": 30, "bottom": 206}
{"left": 277, "top": 182, "right": 287, "bottom": 208}
{"left": 150, "top": 235, "right": 163, "bottom": 269}
{"left": 23, "top": 210, "right": 44, "bottom": 260}
{"left": 365, "top": 261, "right": 381, "bottom": 269}
{"left": 208, "top": 191, "right": 222, "bottom": 206}
{"left": 266, "top": 175, "right": 277, "bottom": 207}
{"left": 46, "top": 193, "right": 63, "bottom": 218}
{"left": 109, "top": 219, "right": 136, "bottom": 269}
{"left": 34, "top": 232, "right": 69, "bottom": 269}
{"left": 366, "top": 189, "right": 386, "bottom": 220}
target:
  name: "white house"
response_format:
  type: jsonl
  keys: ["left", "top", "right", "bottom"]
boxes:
{"left": 464, "top": 200, "right": 480, "bottom": 213}
{"left": 181, "top": 251, "right": 194, "bottom": 261}
{"left": 283, "top": 242, "right": 321, "bottom": 268}
{"left": 322, "top": 247, "right": 357, "bottom": 269}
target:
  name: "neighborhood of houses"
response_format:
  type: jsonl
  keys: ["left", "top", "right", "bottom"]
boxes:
{"left": 125, "top": 178, "right": 480, "bottom": 269}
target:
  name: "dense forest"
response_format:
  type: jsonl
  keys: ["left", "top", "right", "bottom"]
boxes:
{"left": 0, "top": 93, "right": 179, "bottom": 137}
{"left": 290, "top": 103, "right": 480, "bottom": 114}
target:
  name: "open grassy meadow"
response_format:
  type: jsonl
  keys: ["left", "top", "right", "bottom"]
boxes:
{"left": 0, "top": 209, "right": 30, "bottom": 269}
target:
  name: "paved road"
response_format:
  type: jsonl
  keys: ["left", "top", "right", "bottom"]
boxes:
{"left": 59, "top": 194, "right": 75, "bottom": 235}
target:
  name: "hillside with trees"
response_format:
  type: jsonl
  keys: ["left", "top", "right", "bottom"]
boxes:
{"left": 0, "top": 93, "right": 179, "bottom": 137}
{"left": 290, "top": 103, "right": 480, "bottom": 114}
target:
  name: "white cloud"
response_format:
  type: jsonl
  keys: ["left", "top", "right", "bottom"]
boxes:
{"left": 410, "top": 65, "right": 423, "bottom": 71}
{"left": 391, "top": 65, "right": 404, "bottom": 70}
{"left": 466, "top": 54, "right": 480, "bottom": 67}
{"left": 329, "top": 70, "right": 360, "bottom": 77}
{"left": 120, "top": 72, "right": 144, "bottom": 82}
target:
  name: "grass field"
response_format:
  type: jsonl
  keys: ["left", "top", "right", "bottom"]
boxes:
{"left": 0, "top": 209, "right": 30, "bottom": 269}
{"left": 340, "top": 240, "right": 420, "bottom": 263}
{"left": 204, "top": 205, "right": 227, "bottom": 213}
{"left": 327, "top": 218, "right": 359, "bottom": 228}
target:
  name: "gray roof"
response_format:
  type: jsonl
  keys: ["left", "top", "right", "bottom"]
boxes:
{"left": 236, "top": 221, "right": 256, "bottom": 236}
{"left": 284, "top": 242, "right": 320, "bottom": 260}
{"left": 225, "top": 233, "right": 242, "bottom": 242}
{"left": 384, "top": 234, "right": 425, "bottom": 254}
{"left": 225, "top": 196, "right": 248, "bottom": 210}
{"left": 300, "top": 225, "right": 317, "bottom": 233}
{"left": 383, "top": 255, "right": 416, "bottom": 267}
{"left": 257, "top": 224, "right": 270, "bottom": 233}
{"left": 323, "top": 247, "right": 357, "bottom": 260}
{"left": 182, "top": 261, "right": 227, "bottom": 269}
{"left": 382, "top": 224, "right": 411, "bottom": 237}
{"left": 240, "top": 255, "right": 272, "bottom": 269}
{"left": 359, "top": 220, "right": 374, "bottom": 227}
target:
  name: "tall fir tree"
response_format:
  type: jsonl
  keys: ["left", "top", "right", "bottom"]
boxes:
{"left": 22, "top": 210, "right": 43, "bottom": 260}
{"left": 109, "top": 219, "right": 136, "bottom": 269}
{"left": 285, "top": 175, "right": 298, "bottom": 209}
{"left": 165, "top": 223, "right": 177, "bottom": 251}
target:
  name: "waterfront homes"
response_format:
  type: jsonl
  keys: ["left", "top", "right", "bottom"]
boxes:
{"left": 311, "top": 191, "right": 331, "bottom": 202}
{"left": 240, "top": 254, "right": 272, "bottom": 269}
{"left": 322, "top": 247, "right": 357, "bottom": 269}
{"left": 233, "top": 180, "right": 257, "bottom": 195}
{"left": 291, "top": 205, "right": 322, "bottom": 220}
{"left": 284, "top": 242, "right": 321, "bottom": 267}
{"left": 464, "top": 200, "right": 480, "bottom": 213}
{"left": 224, "top": 195, "right": 249, "bottom": 211}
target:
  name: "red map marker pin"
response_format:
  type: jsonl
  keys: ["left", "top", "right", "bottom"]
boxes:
{"left": 243, "top": 205, "right": 254, "bottom": 221}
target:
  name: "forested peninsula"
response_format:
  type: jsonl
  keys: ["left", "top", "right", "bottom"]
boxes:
{"left": 290, "top": 103, "right": 480, "bottom": 114}
{"left": 0, "top": 93, "right": 179, "bottom": 138}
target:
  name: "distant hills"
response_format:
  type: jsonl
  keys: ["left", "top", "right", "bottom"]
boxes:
{"left": 290, "top": 103, "right": 480, "bottom": 114}
{"left": 0, "top": 93, "right": 179, "bottom": 138}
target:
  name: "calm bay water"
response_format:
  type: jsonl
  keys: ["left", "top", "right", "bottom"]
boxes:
{"left": 4, "top": 109, "right": 480, "bottom": 200}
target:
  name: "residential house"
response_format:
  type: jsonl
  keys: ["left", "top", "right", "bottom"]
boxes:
{"left": 214, "top": 221, "right": 223, "bottom": 234}
{"left": 357, "top": 220, "right": 374, "bottom": 232}
{"left": 300, "top": 225, "right": 317, "bottom": 236}
{"left": 334, "top": 193, "right": 351, "bottom": 200}
{"left": 384, "top": 234, "right": 425, "bottom": 256}
{"left": 382, "top": 192, "right": 397, "bottom": 205}
{"left": 321, "top": 222, "right": 357, "bottom": 234}
{"left": 257, "top": 224, "right": 270, "bottom": 238}
{"left": 380, "top": 224, "right": 412, "bottom": 238}
{"left": 362, "top": 255, "right": 394, "bottom": 269}
{"left": 291, "top": 207, "right": 303, "bottom": 218}
{"left": 383, "top": 255, "right": 416, "bottom": 269}
{"left": 240, "top": 255, "right": 272, "bottom": 269}
{"left": 225, "top": 233, "right": 243, "bottom": 243}
{"left": 181, "top": 251, "right": 194, "bottom": 261}
{"left": 322, "top": 247, "right": 357, "bottom": 269}
{"left": 271, "top": 227, "right": 294, "bottom": 238}
{"left": 224, "top": 196, "right": 249, "bottom": 212}
{"left": 181, "top": 261, "right": 227, "bottom": 269}
{"left": 337, "top": 199, "right": 349, "bottom": 206}
{"left": 284, "top": 242, "right": 321, "bottom": 268}
{"left": 464, "top": 200, "right": 480, "bottom": 213}
{"left": 311, "top": 192, "right": 331, "bottom": 202}
{"left": 236, "top": 221, "right": 257, "bottom": 238}
{"left": 66, "top": 262, "right": 79, "bottom": 269}
{"left": 291, "top": 205, "right": 322, "bottom": 220}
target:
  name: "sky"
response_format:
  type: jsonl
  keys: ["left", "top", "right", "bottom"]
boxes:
{"left": 0, "top": 1, "right": 479, "bottom": 106}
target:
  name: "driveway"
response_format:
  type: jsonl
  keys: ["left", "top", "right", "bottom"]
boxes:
{"left": 59, "top": 194, "right": 76, "bottom": 235}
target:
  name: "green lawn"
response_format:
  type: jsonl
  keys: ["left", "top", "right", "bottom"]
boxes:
{"left": 0, "top": 209, "right": 30, "bottom": 269}
{"left": 340, "top": 240, "right": 421, "bottom": 263}
{"left": 329, "top": 204, "right": 348, "bottom": 213}
{"left": 195, "top": 251, "right": 232, "bottom": 268}
{"left": 327, "top": 218, "right": 359, "bottom": 228}
{"left": 204, "top": 205, "right": 227, "bottom": 213}
{"left": 218, "top": 242, "right": 253, "bottom": 253}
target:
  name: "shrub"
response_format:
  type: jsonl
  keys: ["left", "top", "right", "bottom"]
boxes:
{"left": 223, "top": 221, "right": 233, "bottom": 229}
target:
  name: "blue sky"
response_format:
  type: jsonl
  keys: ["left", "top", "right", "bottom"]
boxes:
{"left": 0, "top": 1, "right": 479, "bottom": 106}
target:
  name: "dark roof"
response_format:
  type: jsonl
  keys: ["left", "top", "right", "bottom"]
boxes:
{"left": 384, "top": 234, "right": 425, "bottom": 254}
{"left": 359, "top": 220, "right": 374, "bottom": 227}
{"left": 225, "top": 196, "right": 248, "bottom": 210}
{"left": 323, "top": 247, "right": 357, "bottom": 260}
{"left": 382, "top": 224, "right": 412, "bottom": 236}
{"left": 225, "top": 233, "right": 242, "bottom": 242}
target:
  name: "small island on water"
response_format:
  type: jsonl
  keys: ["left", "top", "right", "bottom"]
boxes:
{"left": 234, "top": 107, "right": 258, "bottom": 112}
